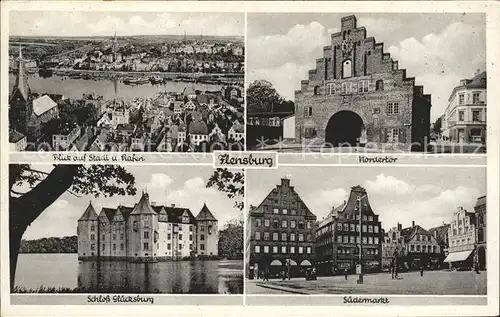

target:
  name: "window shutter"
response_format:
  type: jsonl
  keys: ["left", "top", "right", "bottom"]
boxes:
{"left": 399, "top": 128, "right": 406, "bottom": 143}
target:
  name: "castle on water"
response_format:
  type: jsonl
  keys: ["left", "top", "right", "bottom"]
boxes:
{"left": 77, "top": 192, "right": 218, "bottom": 261}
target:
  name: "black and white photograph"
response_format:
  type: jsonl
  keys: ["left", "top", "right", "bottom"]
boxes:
{"left": 9, "top": 165, "right": 244, "bottom": 294}
{"left": 246, "top": 13, "right": 486, "bottom": 153}
{"left": 246, "top": 167, "right": 487, "bottom": 295}
{"left": 8, "top": 12, "right": 245, "bottom": 153}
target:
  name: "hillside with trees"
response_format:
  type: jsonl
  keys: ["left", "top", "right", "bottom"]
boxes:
{"left": 19, "top": 236, "right": 78, "bottom": 253}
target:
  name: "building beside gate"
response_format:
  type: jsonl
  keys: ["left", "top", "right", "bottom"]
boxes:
{"left": 315, "top": 186, "right": 383, "bottom": 275}
{"left": 294, "top": 15, "right": 431, "bottom": 150}
{"left": 77, "top": 192, "right": 219, "bottom": 261}
{"left": 474, "top": 195, "right": 486, "bottom": 270}
{"left": 444, "top": 206, "right": 476, "bottom": 270}
{"left": 441, "top": 70, "right": 487, "bottom": 143}
{"left": 248, "top": 178, "right": 317, "bottom": 277}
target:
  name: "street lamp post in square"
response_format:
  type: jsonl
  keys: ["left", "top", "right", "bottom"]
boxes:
{"left": 357, "top": 194, "right": 367, "bottom": 284}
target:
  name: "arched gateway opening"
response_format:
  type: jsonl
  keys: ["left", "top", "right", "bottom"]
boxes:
{"left": 325, "top": 110, "right": 365, "bottom": 146}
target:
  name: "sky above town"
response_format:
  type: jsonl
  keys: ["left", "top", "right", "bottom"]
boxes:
{"left": 247, "top": 166, "right": 486, "bottom": 231}
{"left": 15, "top": 165, "right": 243, "bottom": 240}
{"left": 247, "top": 13, "right": 486, "bottom": 122}
{"left": 9, "top": 12, "right": 244, "bottom": 37}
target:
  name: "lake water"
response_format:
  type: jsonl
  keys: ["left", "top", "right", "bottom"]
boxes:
{"left": 8, "top": 73, "right": 221, "bottom": 101}
{"left": 15, "top": 253, "right": 243, "bottom": 294}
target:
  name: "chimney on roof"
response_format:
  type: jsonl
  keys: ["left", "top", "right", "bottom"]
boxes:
{"left": 171, "top": 204, "right": 176, "bottom": 208}
{"left": 397, "top": 223, "right": 402, "bottom": 231}
{"left": 151, "top": 201, "right": 156, "bottom": 206}
{"left": 475, "top": 69, "right": 480, "bottom": 76}
{"left": 434, "top": 231, "right": 437, "bottom": 238}
{"left": 412, "top": 220, "right": 415, "bottom": 227}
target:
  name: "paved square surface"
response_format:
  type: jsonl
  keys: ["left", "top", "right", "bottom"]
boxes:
{"left": 246, "top": 270, "right": 487, "bottom": 295}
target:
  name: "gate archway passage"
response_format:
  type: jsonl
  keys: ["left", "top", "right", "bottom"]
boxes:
{"left": 325, "top": 110, "right": 365, "bottom": 146}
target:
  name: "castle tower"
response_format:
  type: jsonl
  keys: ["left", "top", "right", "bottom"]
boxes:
{"left": 77, "top": 202, "right": 99, "bottom": 259}
{"left": 9, "top": 46, "right": 32, "bottom": 134}
{"left": 128, "top": 192, "right": 159, "bottom": 260}
{"left": 195, "top": 203, "right": 218, "bottom": 257}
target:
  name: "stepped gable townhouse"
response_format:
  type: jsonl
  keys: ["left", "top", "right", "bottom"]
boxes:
{"left": 295, "top": 15, "right": 431, "bottom": 150}
{"left": 248, "top": 178, "right": 317, "bottom": 277}
{"left": 316, "top": 185, "right": 383, "bottom": 275}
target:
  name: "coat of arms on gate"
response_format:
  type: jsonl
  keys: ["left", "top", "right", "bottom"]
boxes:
{"left": 341, "top": 39, "right": 354, "bottom": 56}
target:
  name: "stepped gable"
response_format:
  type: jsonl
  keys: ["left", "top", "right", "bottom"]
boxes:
{"left": 78, "top": 202, "right": 98, "bottom": 221}
{"left": 250, "top": 178, "right": 317, "bottom": 220}
{"left": 195, "top": 203, "right": 217, "bottom": 221}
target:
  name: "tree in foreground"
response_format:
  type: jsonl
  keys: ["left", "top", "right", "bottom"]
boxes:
{"left": 9, "top": 164, "right": 136, "bottom": 290}
{"left": 218, "top": 219, "right": 244, "bottom": 259}
{"left": 206, "top": 168, "right": 244, "bottom": 211}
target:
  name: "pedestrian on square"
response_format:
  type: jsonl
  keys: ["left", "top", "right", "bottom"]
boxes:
{"left": 390, "top": 263, "right": 395, "bottom": 279}
{"left": 264, "top": 268, "right": 269, "bottom": 282}
{"left": 420, "top": 265, "right": 424, "bottom": 277}
{"left": 344, "top": 268, "right": 348, "bottom": 280}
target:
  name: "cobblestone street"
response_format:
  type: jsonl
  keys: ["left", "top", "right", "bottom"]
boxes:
{"left": 246, "top": 270, "right": 487, "bottom": 295}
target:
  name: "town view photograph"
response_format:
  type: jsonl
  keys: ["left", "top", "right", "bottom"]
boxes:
{"left": 8, "top": 11, "right": 245, "bottom": 152}
{"left": 246, "top": 13, "right": 486, "bottom": 153}
{"left": 245, "top": 166, "right": 486, "bottom": 295}
{"left": 9, "top": 164, "right": 244, "bottom": 294}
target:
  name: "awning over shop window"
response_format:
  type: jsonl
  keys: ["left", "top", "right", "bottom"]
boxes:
{"left": 270, "top": 260, "right": 282, "bottom": 266}
{"left": 443, "top": 250, "right": 473, "bottom": 262}
{"left": 300, "top": 260, "right": 312, "bottom": 266}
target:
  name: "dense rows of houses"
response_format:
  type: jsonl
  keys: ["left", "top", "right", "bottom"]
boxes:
{"left": 9, "top": 45, "right": 244, "bottom": 152}
{"left": 33, "top": 34, "right": 244, "bottom": 74}
{"left": 248, "top": 178, "right": 487, "bottom": 277}
{"left": 77, "top": 192, "right": 219, "bottom": 261}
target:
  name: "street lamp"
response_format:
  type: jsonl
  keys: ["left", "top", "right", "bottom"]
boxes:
{"left": 357, "top": 194, "right": 367, "bottom": 284}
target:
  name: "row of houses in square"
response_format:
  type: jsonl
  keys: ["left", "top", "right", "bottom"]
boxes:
{"left": 247, "top": 177, "right": 487, "bottom": 278}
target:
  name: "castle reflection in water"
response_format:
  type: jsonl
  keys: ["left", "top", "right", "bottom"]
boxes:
{"left": 78, "top": 260, "right": 243, "bottom": 294}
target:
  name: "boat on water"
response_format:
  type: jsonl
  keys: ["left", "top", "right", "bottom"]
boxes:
{"left": 123, "top": 77, "right": 150, "bottom": 85}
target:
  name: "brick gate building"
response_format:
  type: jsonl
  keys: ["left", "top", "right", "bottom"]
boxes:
{"left": 294, "top": 15, "right": 431, "bottom": 150}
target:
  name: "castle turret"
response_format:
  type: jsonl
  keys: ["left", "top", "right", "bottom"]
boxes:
{"left": 77, "top": 202, "right": 98, "bottom": 259}
{"left": 128, "top": 192, "right": 159, "bottom": 260}
{"left": 195, "top": 203, "right": 218, "bottom": 257}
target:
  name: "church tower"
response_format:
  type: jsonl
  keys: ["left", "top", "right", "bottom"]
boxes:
{"left": 9, "top": 46, "right": 32, "bottom": 134}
